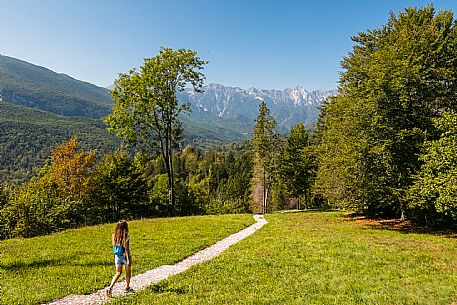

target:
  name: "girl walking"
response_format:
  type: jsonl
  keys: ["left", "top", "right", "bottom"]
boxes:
{"left": 107, "top": 220, "right": 133, "bottom": 296}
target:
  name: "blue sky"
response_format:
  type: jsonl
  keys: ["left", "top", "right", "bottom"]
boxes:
{"left": 0, "top": 0, "right": 456, "bottom": 90}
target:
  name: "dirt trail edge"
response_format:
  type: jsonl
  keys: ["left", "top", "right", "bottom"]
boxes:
{"left": 45, "top": 214, "right": 268, "bottom": 305}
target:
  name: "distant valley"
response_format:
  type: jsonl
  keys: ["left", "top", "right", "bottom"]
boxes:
{"left": 0, "top": 54, "right": 335, "bottom": 182}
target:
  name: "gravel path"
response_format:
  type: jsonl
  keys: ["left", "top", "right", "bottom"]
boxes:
{"left": 44, "top": 214, "right": 267, "bottom": 305}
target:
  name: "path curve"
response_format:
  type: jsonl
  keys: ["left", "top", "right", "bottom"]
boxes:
{"left": 44, "top": 214, "right": 267, "bottom": 305}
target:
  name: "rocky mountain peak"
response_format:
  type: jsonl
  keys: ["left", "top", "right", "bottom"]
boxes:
{"left": 180, "top": 83, "right": 336, "bottom": 132}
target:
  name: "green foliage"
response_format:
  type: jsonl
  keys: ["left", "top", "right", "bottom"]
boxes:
{"left": 0, "top": 185, "right": 7, "bottom": 239}
{"left": 264, "top": 134, "right": 286, "bottom": 210}
{"left": 0, "top": 137, "right": 255, "bottom": 239}
{"left": 180, "top": 111, "right": 252, "bottom": 145}
{"left": 91, "top": 150, "right": 148, "bottom": 222}
{"left": 106, "top": 47, "right": 207, "bottom": 210}
{"left": 1, "top": 138, "right": 96, "bottom": 237}
{"left": 281, "top": 123, "right": 315, "bottom": 208}
{"left": 315, "top": 94, "right": 374, "bottom": 210}
{"left": 171, "top": 145, "right": 253, "bottom": 215}
{"left": 252, "top": 101, "right": 277, "bottom": 161}
{"left": 150, "top": 173, "right": 173, "bottom": 215}
{"left": 315, "top": 5, "right": 457, "bottom": 219}
{"left": 0, "top": 100, "right": 119, "bottom": 183}
{"left": 408, "top": 110, "right": 457, "bottom": 224}
{"left": 1, "top": 180, "right": 70, "bottom": 237}
{"left": 109, "top": 212, "right": 457, "bottom": 305}
{"left": 251, "top": 101, "right": 278, "bottom": 213}
{"left": 202, "top": 150, "right": 253, "bottom": 214}
{"left": 250, "top": 107, "right": 318, "bottom": 212}
{"left": 269, "top": 176, "right": 288, "bottom": 211}
{"left": 0, "top": 214, "right": 254, "bottom": 305}
{"left": 136, "top": 143, "right": 254, "bottom": 216}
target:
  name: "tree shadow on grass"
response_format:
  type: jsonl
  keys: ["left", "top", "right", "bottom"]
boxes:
{"left": 149, "top": 283, "right": 186, "bottom": 295}
{"left": 345, "top": 212, "right": 457, "bottom": 238}
{"left": 0, "top": 258, "right": 72, "bottom": 271}
{"left": 275, "top": 208, "right": 342, "bottom": 214}
{"left": 0, "top": 257, "right": 111, "bottom": 271}
{"left": 73, "top": 260, "right": 112, "bottom": 267}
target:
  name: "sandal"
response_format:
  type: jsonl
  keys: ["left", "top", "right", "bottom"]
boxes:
{"left": 106, "top": 288, "right": 112, "bottom": 297}
{"left": 125, "top": 287, "right": 134, "bottom": 293}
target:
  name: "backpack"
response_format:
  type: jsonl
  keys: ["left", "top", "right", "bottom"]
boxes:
{"left": 113, "top": 244, "right": 125, "bottom": 256}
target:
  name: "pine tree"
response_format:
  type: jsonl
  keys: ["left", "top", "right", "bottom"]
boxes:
{"left": 282, "top": 123, "right": 314, "bottom": 209}
{"left": 251, "top": 101, "right": 277, "bottom": 214}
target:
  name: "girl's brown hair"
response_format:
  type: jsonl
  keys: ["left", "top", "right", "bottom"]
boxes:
{"left": 113, "top": 220, "right": 129, "bottom": 246}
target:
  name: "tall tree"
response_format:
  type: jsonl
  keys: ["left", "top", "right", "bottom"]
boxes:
{"left": 251, "top": 101, "right": 277, "bottom": 214}
{"left": 282, "top": 123, "right": 314, "bottom": 209}
{"left": 105, "top": 48, "right": 207, "bottom": 210}
{"left": 315, "top": 5, "right": 457, "bottom": 218}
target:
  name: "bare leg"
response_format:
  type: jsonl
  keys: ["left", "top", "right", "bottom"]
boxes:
{"left": 109, "top": 265, "right": 123, "bottom": 290}
{"left": 125, "top": 264, "right": 131, "bottom": 289}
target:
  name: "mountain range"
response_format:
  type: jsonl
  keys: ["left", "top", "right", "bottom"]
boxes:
{"left": 179, "top": 83, "right": 335, "bottom": 135}
{"left": 0, "top": 54, "right": 335, "bottom": 139}
{"left": 0, "top": 54, "right": 335, "bottom": 182}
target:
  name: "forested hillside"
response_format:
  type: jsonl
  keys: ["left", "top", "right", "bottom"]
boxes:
{"left": 0, "top": 100, "right": 119, "bottom": 183}
{"left": 0, "top": 55, "right": 251, "bottom": 182}
{"left": 0, "top": 54, "right": 112, "bottom": 118}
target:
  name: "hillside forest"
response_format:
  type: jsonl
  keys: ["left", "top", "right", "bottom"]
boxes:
{"left": 0, "top": 6, "right": 457, "bottom": 239}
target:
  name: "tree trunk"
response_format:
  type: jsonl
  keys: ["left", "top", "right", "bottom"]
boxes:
{"left": 168, "top": 152, "right": 175, "bottom": 211}
{"left": 400, "top": 209, "right": 406, "bottom": 221}
{"left": 305, "top": 189, "right": 310, "bottom": 210}
{"left": 262, "top": 170, "right": 266, "bottom": 214}
{"left": 163, "top": 107, "right": 175, "bottom": 213}
{"left": 399, "top": 200, "right": 406, "bottom": 221}
{"left": 264, "top": 187, "right": 269, "bottom": 214}
{"left": 115, "top": 204, "right": 120, "bottom": 221}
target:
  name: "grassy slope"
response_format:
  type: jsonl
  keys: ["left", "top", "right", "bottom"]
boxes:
{"left": 110, "top": 212, "right": 457, "bottom": 305}
{"left": 0, "top": 214, "right": 254, "bottom": 305}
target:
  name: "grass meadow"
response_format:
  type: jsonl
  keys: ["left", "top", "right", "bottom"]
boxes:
{"left": 1, "top": 212, "right": 456, "bottom": 305}
{"left": 0, "top": 214, "right": 254, "bottom": 305}
{"left": 108, "top": 212, "right": 457, "bottom": 305}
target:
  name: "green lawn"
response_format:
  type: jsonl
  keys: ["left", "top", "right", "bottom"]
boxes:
{"left": 0, "top": 214, "right": 254, "bottom": 305}
{"left": 109, "top": 212, "right": 457, "bottom": 305}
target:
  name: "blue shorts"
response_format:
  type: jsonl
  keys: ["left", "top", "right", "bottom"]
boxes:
{"left": 114, "top": 254, "right": 132, "bottom": 266}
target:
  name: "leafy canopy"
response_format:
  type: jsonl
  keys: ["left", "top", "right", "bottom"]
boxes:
{"left": 408, "top": 110, "right": 457, "bottom": 221}
{"left": 105, "top": 47, "right": 207, "bottom": 155}
{"left": 315, "top": 5, "right": 457, "bottom": 217}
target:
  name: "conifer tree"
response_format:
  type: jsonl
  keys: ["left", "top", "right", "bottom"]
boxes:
{"left": 251, "top": 101, "right": 277, "bottom": 213}
{"left": 282, "top": 123, "right": 314, "bottom": 209}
